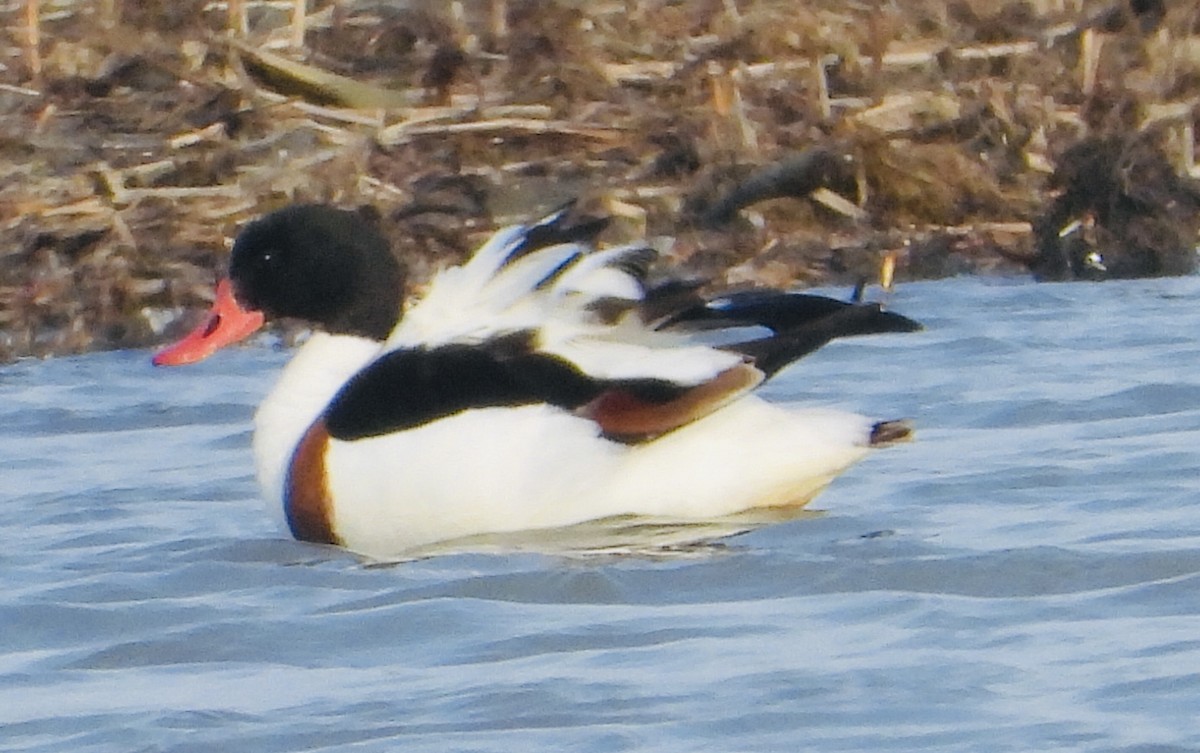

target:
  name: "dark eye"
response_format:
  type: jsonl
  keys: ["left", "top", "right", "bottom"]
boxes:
{"left": 255, "top": 249, "right": 279, "bottom": 269}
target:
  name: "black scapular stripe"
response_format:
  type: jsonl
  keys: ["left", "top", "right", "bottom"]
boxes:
{"left": 322, "top": 335, "right": 688, "bottom": 441}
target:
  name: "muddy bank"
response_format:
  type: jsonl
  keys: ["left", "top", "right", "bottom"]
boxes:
{"left": 3, "top": 0, "right": 1199, "bottom": 359}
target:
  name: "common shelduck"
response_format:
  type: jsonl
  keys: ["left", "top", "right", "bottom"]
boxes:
{"left": 154, "top": 203, "right": 920, "bottom": 558}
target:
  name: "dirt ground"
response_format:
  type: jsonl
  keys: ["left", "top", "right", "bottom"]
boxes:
{"left": 3, "top": 0, "right": 1200, "bottom": 359}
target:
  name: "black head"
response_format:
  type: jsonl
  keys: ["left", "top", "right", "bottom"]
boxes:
{"left": 229, "top": 204, "right": 405, "bottom": 341}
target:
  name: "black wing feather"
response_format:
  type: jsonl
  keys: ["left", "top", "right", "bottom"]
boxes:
{"left": 730, "top": 301, "right": 921, "bottom": 376}
{"left": 659, "top": 289, "right": 922, "bottom": 377}
{"left": 503, "top": 202, "right": 612, "bottom": 268}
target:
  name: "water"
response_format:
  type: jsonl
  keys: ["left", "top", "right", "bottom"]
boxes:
{"left": 4, "top": 275, "right": 1200, "bottom": 752}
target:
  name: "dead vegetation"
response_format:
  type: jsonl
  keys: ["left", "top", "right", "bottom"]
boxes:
{"left": 2, "top": 0, "right": 1200, "bottom": 359}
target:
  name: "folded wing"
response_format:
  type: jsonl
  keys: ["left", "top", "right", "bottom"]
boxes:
{"left": 328, "top": 205, "right": 921, "bottom": 443}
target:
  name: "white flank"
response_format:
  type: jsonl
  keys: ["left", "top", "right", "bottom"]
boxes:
{"left": 320, "top": 396, "right": 875, "bottom": 559}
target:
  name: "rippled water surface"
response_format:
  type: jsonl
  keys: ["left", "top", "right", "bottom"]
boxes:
{"left": 5, "top": 276, "right": 1200, "bottom": 752}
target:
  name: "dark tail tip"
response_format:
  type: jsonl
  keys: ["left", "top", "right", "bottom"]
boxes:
{"left": 869, "top": 419, "right": 914, "bottom": 447}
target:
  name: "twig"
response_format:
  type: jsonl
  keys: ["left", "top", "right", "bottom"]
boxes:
{"left": 1181, "top": 123, "right": 1196, "bottom": 178}
{"left": 229, "top": 0, "right": 248, "bottom": 36}
{"left": 98, "top": 164, "right": 243, "bottom": 205}
{"left": 939, "top": 221, "right": 1034, "bottom": 236}
{"left": 1080, "top": 28, "right": 1101, "bottom": 95}
{"left": 359, "top": 175, "right": 410, "bottom": 201}
{"left": 954, "top": 41, "right": 1041, "bottom": 60}
{"left": 883, "top": 40, "right": 1040, "bottom": 67}
{"left": 602, "top": 61, "right": 678, "bottom": 85}
{"left": 1141, "top": 100, "right": 1197, "bottom": 128}
{"left": 814, "top": 56, "right": 831, "bottom": 120}
{"left": 118, "top": 186, "right": 245, "bottom": 202}
{"left": 722, "top": 0, "right": 741, "bottom": 25}
{"left": 109, "top": 210, "right": 137, "bottom": 250}
{"left": 810, "top": 187, "right": 867, "bottom": 220}
{"left": 490, "top": 0, "right": 507, "bottom": 39}
{"left": 731, "top": 68, "right": 757, "bottom": 151}
{"left": 855, "top": 92, "right": 961, "bottom": 134}
{"left": 168, "top": 122, "right": 229, "bottom": 148}
{"left": 385, "top": 103, "right": 554, "bottom": 129}
{"left": 377, "top": 117, "right": 624, "bottom": 146}
{"left": 0, "top": 82, "right": 41, "bottom": 97}
{"left": 234, "top": 39, "right": 418, "bottom": 108}
{"left": 605, "top": 38, "right": 1044, "bottom": 88}
{"left": 25, "top": 0, "right": 41, "bottom": 81}
{"left": 291, "top": 0, "right": 306, "bottom": 48}
{"left": 100, "top": 0, "right": 118, "bottom": 28}
{"left": 879, "top": 251, "right": 896, "bottom": 292}
{"left": 42, "top": 198, "right": 110, "bottom": 217}
{"left": 291, "top": 100, "right": 387, "bottom": 127}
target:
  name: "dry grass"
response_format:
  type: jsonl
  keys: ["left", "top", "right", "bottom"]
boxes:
{"left": 2, "top": 0, "right": 1200, "bottom": 358}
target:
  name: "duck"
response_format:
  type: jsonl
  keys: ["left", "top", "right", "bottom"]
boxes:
{"left": 154, "top": 202, "right": 921, "bottom": 558}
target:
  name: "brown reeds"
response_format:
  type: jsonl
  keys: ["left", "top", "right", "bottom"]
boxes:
{"left": 3, "top": 0, "right": 1200, "bottom": 359}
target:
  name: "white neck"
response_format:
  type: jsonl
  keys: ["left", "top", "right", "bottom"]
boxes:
{"left": 252, "top": 332, "right": 382, "bottom": 529}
